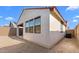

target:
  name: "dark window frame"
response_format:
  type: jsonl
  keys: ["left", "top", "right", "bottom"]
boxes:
{"left": 25, "top": 16, "right": 41, "bottom": 34}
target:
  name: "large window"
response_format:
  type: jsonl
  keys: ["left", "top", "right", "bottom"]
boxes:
{"left": 29, "top": 19, "right": 34, "bottom": 33}
{"left": 34, "top": 17, "right": 41, "bottom": 33}
{"left": 25, "top": 21, "right": 29, "bottom": 33}
{"left": 25, "top": 16, "right": 41, "bottom": 33}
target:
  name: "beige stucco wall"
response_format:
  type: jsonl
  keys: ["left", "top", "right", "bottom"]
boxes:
{"left": 49, "top": 14, "right": 65, "bottom": 48}
{"left": 62, "top": 25, "right": 66, "bottom": 32}
{"left": 75, "top": 25, "right": 79, "bottom": 39}
{"left": 0, "top": 27, "right": 16, "bottom": 36}
{"left": 22, "top": 9, "right": 50, "bottom": 48}
{"left": 17, "top": 9, "right": 66, "bottom": 48}
{"left": 74, "top": 29, "right": 76, "bottom": 38}
{"left": 49, "top": 14, "right": 61, "bottom": 31}
{"left": 74, "top": 28, "right": 77, "bottom": 38}
{"left": 0, "top": 27, "right": 10, "bottom": 36}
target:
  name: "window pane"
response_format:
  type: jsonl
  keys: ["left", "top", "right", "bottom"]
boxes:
{"left": 34, "top": 25, "right": 41, "bottom": 33}
{"left": 25, "top": 27, "right": 29, "bottom": 32}
{"left": 25, "top": 21, "right": 29, "bottom": 27}
{"left": 25, "top": 16, "right": 41, "bottom": 33}
{"left": 29, "top": 26, "right": 33, "bottom": 33}
{"left": 25, "top": 21, "right": 30, "bottom": 32}
{"left": 35, "top": 17, "right": 41, "bottom": 25}
{"left": 29, "top": 20, "right": 34, "bottom": 27}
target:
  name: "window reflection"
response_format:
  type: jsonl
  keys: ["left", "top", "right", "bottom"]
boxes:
{"left": 25, "top": 16, "right": 41, "bottom": 33}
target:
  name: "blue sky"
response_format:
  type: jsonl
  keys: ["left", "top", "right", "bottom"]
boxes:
{"left": 0, "top": 6, "right": 79, "bottom": 29}
{"left": 57, "top": 6, "right": 79, "bottom": 29}
{"left": 0, "top": 6, "right": 44, "bottom": 26}
{"left": 0, "top": 6, "right": 34, "bottom": 26}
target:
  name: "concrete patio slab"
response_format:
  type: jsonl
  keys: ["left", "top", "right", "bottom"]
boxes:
{"left": 0, "top": 36, "right": 79, "bottom": 53}
{"left": 0, "top": 36, "right": 48, "bottom": 53}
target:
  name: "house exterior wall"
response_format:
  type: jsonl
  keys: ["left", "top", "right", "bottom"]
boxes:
{"left": 21, "top": 9, "right": 50, "bottom": 48}
{"left": 74, "top": 28, "right": 77, "bottom": 38}
{"left": 0, "top": 27, "right": 16, "bottom": 36}
{"left": 74, "top": 25, "right": 79, "bottom": 39}
{"left": 48, "top": 14, "right": 65, "bottom": 48}
{"left": 62, "top": 25, "right": 66, "bottom": 32}
{"left": 76, "top": 26, "right": 79, "bottom": 39}
{"left": 49, "top": 14, "right": 61, "bottom": 31}
{"left": 17, "top": 8, "right": 66, "bottom": 48}
{"left": 0, "top": 27, "right": 10, "bottom": 36}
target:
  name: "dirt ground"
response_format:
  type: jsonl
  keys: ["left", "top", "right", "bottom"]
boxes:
{"left": 50, "top": 38, "right": 79, "bottom": 53}
{"left": 0, "top": 36, "right": 79, "bottom": 53}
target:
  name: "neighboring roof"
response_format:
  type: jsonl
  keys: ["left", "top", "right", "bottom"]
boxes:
{"left": 17, "top": 6, "right": 67, "bottom": 26}
{"left": 9, "top": 22, "right": 17, "bottom": 28}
